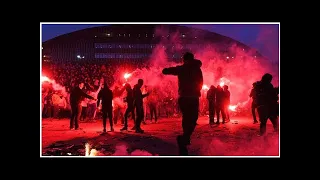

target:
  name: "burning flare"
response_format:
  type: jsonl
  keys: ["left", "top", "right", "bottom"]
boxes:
{"left": 229, "top": 105, "right": 237, "bottom": 112}
{"left": 124, "top": 73, "right": 131, "bottom": 80}
{"left": 41, "top": 76, "right": 50, "bottom": 83}
{"left": 85, "top": 143, "right": 98, "bottom": 156}
{"left": 202, "top": 84, "right": 209, "bottom": 90}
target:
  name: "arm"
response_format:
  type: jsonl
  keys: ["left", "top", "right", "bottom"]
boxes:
{"left": 97, "top": 90, "right": 102, "bottom": 107}
{"left": 80, "top": 90, "right": 94, "bottom": 100}
{"left": 162, "top": 66, "right": 179, "bottom": 75}
{"left": 249, "top": 89, "right": 253, "bottom": 97}
{"left": 63, "top": 98, "right": 67, "bottom": 109}
{"left": 142, "top": 93, "right": 149, "bottom": 98}
{"left": 97, "top": 84, "right": 102, "bottom": 93}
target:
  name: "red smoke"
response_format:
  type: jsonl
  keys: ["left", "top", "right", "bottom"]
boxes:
{"left": 113, "top": 25, "right": 279, "bottom": 116}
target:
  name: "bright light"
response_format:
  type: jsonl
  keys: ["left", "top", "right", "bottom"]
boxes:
{"left": 77, "top": 55, "right": 81, "bottom": 58}
{"left": 124, "top": 73, "right": 131, "bottom": 79}
{"left": 43, "top": 55, "right": 46, "bottom": 57}
{"left": 219, "top": 82, "right": 224, "bottom": 87}
{"left": 229, "top": 105, "right": 237, "bottom": 111}
{"left": 232, "top": 57, "right": 234, "bottom": 58}
{"left": 202, "top": 85, "right": 209, "bottom": 90}
{"left": 107, "top": 33, "right": 111, "bottom": 36}
{"left": 41, "top": 76, "right": 50, "bottom": 83}
{"left": 226, "top": 56, "right": 229, "bottom": 59}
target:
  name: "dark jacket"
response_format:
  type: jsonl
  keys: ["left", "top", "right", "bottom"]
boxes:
{"left": 70, "top": 87, "right": 94, "bottom": 106}
{"left": 223, "top": 90, "right": 230, "bottom": 105}
{"left": 254, "top": 81, "right": 277, "bottom": 107}
{"left": 162, "top": 59, "right": 203, "bottom": 98}
{"left": 97, "top": 88, "right": 113, "bottom": 109}
{"left": 133, "top": 84, "right": 148, "bottom": 106}
{"left": 207, "top": 88, "right": 216, "bottom": 102}
{"left": 124, "top": 88, "right": 134, "bottom": 105}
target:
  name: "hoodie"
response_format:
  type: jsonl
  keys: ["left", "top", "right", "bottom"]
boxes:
{"left": 162, "top": 59, "right": 203, "bottom": 98}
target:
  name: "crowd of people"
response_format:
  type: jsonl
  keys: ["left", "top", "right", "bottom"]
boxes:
{"left": 41, "top": 61, "right": 179, "bottom": 124}
{"left": 42, "top": 52, "right": 279, "bottom": 155}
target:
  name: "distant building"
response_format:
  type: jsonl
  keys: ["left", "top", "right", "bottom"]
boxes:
{"left": 42, "top": 24, "right": 263, "bottom": 63}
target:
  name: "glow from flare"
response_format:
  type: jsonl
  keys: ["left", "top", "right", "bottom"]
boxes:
{"left": 202, "top": 84, "right": 209, "bottom": 90}
{"left": 229, "top": 105, "right": 237, "bottom": 111}
{"left": 41, "top": 76, "right": 50, "bottom": 83}
{"left": 124, "top": 73, "right": 131, "bottom": 80}
{"left": 85, "top": 143, "right": 98, "bottom": 156}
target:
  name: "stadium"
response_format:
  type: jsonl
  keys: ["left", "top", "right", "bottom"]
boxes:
{"left": 42, "top": 24, "right": 264, "bottom": 63}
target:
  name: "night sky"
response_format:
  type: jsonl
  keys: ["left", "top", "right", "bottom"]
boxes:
{"left": 41, "top": 24, "right": 279, "bottom": 63}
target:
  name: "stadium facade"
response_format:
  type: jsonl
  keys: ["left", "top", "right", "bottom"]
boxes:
{"left": 42, "top": 24, "right": 263, "bottom": 63}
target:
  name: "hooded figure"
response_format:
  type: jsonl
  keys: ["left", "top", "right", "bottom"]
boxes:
{"left": 254, "top": 73, "right": 278, "bottom": 135}
{"left": 162, "top": 52, "right": 203, "bottom": 155}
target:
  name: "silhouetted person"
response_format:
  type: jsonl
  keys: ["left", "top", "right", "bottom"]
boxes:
{"left": 133, "top": 79, "right": 149, "bottom": 133}
{"left": 147, "top": 87, "right": 158, "bottom": 123}
{"left": 249, "top": 82, "right": 259, "bottom": 124}
{"left": 215, "top": 85, "right": 226, "bottom": 124}
{"left": 69, "top": 82, "right": 95, "bottom": 130}
{"left": 121, "top": 83, "right": 135, "bottom": 131}
{"left": 97, "top": 84, "right": 114, "bottom": 133}
{"left": 207, "top": 85, "right": 216, "bottom": 125}
{"left": 255, "top": 73, "right": 278, "bottom": 135}
{"left": 274, "top": 86, "right": 279, "bottom": 117}
{"left": 162, "top": 52, "right": 203, "bottom": 156}
{"left": 223, "top": 85, "right": 230, "bottom": 122}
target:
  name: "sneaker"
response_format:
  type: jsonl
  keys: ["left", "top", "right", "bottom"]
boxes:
{"left": 135, "top": 128, "right": 144, "bottom": 133}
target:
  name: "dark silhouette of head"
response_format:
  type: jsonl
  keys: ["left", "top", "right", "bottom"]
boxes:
{"left": 261, "top": 73, "right": 273, "bottom": 83}
{"left": 252, "top": 82, "right": 257, "bottom": 87}
{"left": 183, "top": 52, "right": 194, "bottom": 63}
{"left": 223, "top": 85, "right": 228, "bottom": 90}
{"left": 138, "top": 79, "right": 144, "bottom": 88}
{"left": 210, "top": 85, "right": 215, "bottom": 89}
{"left": 124, "top": 83, "right": 131, "bottom": 91}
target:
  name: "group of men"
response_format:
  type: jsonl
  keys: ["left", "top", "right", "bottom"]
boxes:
{"left": 206, "top": 85, "right": 231, "bottom": 125}
{"left": 69, "top": 78, "right": 149, "bottom": 134}
{"left": 67, "top": 52, "right": 279, "bottom": 155}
